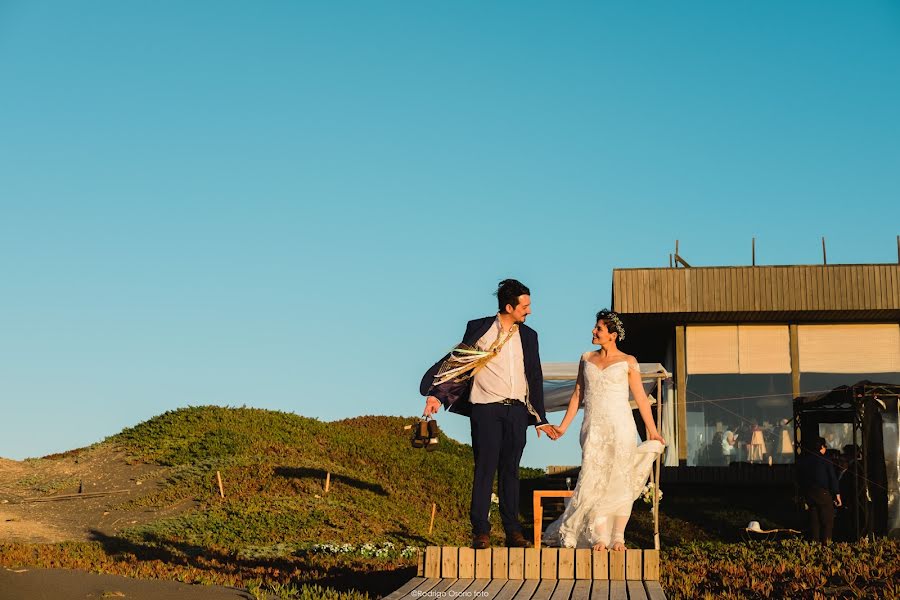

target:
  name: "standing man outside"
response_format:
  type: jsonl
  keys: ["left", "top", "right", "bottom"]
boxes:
{"left": 797, "top": 436, "right": 842, "bottom": 542}
{"left": 420, "top": 279, "right": 558, "bottom": 549}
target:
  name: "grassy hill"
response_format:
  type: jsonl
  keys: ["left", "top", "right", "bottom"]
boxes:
{"left": 106, "top": 406, "right": 512, "bottom": 551}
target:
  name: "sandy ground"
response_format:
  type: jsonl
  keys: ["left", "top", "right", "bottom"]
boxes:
{"left": 0, "top": 567, "right": 252, "bottom": 600}
{"left": 0, "top": 450, "right": 247, "bottom": 599}
{"left": 0, "top": 448, "right": 190, "bottom": 543}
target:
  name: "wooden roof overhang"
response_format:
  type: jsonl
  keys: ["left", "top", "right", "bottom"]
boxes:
{"left": 612, "top": 264, "right": 900, "bottom": 324}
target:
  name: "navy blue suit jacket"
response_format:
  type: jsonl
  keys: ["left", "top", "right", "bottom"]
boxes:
{"left": 419, "top": 316, "right": 548, "bottom": 426}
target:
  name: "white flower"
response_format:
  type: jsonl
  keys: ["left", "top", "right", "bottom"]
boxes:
{"left": 640, "top": 482, "right": 662, "bottom": 505}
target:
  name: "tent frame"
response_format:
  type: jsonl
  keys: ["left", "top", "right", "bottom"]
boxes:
{"left": 793, "top": 381, "right": 900, "bottom": 540}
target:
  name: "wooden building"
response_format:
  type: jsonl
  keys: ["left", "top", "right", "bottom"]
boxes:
{"left": 611, "top": 263, "right": 900, "bottom": 467}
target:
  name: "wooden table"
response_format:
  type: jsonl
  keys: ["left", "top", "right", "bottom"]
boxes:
{"left": 533, "top": 490, "right": 574, "bottom": 548}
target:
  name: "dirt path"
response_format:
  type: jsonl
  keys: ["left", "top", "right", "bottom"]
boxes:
{"left": 0, "top": 447, "right": 186, "bottom": 543}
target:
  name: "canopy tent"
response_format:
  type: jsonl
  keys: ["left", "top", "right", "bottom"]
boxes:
{"left": 541, "top": 362, "right": 672, "bottom": 549}
{"left": 542, "top": 362, "right": 670, "bottom": 412}
{"left": 793, "top": 381, "right": 900, "bottom": 540}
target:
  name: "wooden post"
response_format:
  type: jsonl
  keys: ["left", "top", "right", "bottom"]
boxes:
{"left": 654, "top": 374, "right": 662, "bottom": 549}
{"left": 216, "top": 471, "right": 225, "bottom": 498}
{"left": 789, "top": 324, "right": 800, "bottom": 400}
{"left": 428, "top": 502, "right": 437, "bottom": 534}
{"left": 822, "top": 236, "right": 827, "bottom": 265}
{"left": 752, "top": 237, "right": 756, "bottom": 266}
{"left": 675, "top": 325, "right": 687, "bottom": 463}
{"left": 324, "top": 472, "right": 331, "bottom": 493}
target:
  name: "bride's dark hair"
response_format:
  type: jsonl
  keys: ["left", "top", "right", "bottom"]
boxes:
{"left": 595, "top": 309, "right": 625, "bottom": 341}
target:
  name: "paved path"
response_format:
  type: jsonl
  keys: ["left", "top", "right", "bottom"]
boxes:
{"left": 0, "top": 567, "right": 251, "bottom": 600}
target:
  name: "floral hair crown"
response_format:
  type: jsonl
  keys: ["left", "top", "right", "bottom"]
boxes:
{"left": 598, "top": 310, "right": 625, "bottom": 341}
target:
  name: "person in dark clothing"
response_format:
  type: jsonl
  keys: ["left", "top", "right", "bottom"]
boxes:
{"left": 796, "top": 436, "right": 842, "bottom": 542}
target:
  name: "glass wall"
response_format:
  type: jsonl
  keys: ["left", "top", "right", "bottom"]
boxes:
{"left": 684, "top": 325, "right": 794, "bottom": 466}
{"left": 801, "top": 372, "right": 900, "bottom": 395}
{"left": 685, "top": 374, "right": 794, "bottom": 466}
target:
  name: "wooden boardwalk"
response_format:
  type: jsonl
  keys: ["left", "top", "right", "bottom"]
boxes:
{"left": 384, "top": 547, "right": 666, "bottom": 599}
{"left": 385, "top": 577, "right": 666, "bottom": 599}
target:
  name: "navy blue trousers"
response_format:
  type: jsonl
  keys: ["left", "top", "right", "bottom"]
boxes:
{"left": 470, "top": 402, "right": 528, "bottom": 536}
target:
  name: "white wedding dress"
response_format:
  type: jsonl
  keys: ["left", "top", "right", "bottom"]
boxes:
{"left": 543, "top": 354, "right": 664, "bottom": 548}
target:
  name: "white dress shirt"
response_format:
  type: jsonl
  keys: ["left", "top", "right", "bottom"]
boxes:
{"left": 469, "top": 316, "right": 528, "bottom": 405}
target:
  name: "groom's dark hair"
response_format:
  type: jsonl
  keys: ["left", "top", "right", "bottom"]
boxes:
{"left": 496, "top": 279, "right": 530, "bottom": 312}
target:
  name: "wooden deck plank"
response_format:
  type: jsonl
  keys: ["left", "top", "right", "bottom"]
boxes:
{"left": 609, "top": 551, "right": 625, "bottom": 581}
{"left": 482, "top": 578, "right": 513, "bottom": 600}
{"left": 445, "top": 579, "right": 476, "bottom": 594}
{"left": 466, "top": 579, "right": 491, "bottom": 594}
{"left": 609, "top": 580, "right": 627, "bottom": 600}
{"left": 627, "top": 580, "right": 649, "bottom": 600}
{"left": 476, "top": 548, "right": 493, "bottom": 579}
{"left": 493, "top": 547, "right": 510, "bottom": 579}
{"left": 644, "top": 580, "right": 667, "bottom": 600}
{"left": 550, "top": 579, "right": 575, "bottom": 599}
{"left": 625, "top": 550, "right": 642, "bottom": 580}
{"left": 575, "top": 549, "right": 592, "bottom": 579}
{"left": 425, "top": 546, "right": 441, "bottom": 578}
{"left": 509, "top": 547, "right": 525, "bottom": 579}
{"left": 525, "top": 547, "right": 542, "bottom": 579}
{"left": 408, "top": 578, "right": 442, "bottom": 594}
{"left": 530, "top": 579, "right": 559, "bottom": 600}
{"left": 504, "top": 579, "right": 536, "bottom": 600}
{"left": 558, "top": 548, "right": 575, "bottom": 579}
{"left": 382, "top": 577, "right": 427, "bottom": 600}
{"left": 592, "top": 550, "right": 608, "bottom": 580}
{"left": 571, "top": 580, "right": 592, "bottom": 600}
{"left": 442, "top": 546, "right": 459, "bottom": 578}
{"left": 642, "top": 550, "right": 659, "bottom": 581}
{"left": 590, "top": 579, "right": 610, "bottom": 600}
{"left": 431, "top": 578, "right": 459, "bottom": 593}
{"left": 541, "top": 548, "right": 558, "bottom": 579}
{"left": 459, "top": 547, "right": 475, "bottom": 579}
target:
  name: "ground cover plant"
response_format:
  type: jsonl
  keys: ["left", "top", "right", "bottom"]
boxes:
{"left": 1, "top": 406, "right": 898, "bottom": 598}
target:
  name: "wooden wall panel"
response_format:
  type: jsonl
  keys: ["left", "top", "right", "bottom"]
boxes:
{"left": 611, "top": 265, "right": 900, "bottom": 316}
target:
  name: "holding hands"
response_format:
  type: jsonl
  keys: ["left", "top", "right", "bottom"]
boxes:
{"left": 537, "top": 424, "right": 561, "bottom": 440}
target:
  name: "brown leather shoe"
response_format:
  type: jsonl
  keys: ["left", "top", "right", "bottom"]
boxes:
{"left": 472, "top": 533, "right": 490, "bottom": 550}
{"left": 505, "top": 532, "right": 533, "bottom": 548}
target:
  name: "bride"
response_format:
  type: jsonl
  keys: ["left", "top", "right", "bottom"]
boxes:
{"left": 543, "top": 310, "right": 665, "bottom": 551}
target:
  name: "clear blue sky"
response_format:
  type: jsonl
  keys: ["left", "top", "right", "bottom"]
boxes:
{"left": 1, "top": 2, "right": 899, "bottom": 467}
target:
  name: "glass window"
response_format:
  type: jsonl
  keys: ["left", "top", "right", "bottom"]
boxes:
{"left": 801, "top": 372, "right": 900, "bottom": 395}
{"left": 685, "top": 374, "right": 794, "bottom": 466}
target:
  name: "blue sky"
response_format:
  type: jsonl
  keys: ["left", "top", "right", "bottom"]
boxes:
{"left": 1, "top": 2, "right": 899, "bottom": 467}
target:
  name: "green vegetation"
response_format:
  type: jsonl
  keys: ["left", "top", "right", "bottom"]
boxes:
{"left": 663, "top": 539, "right": 900, "bottom": 599}
{"left": 109, "top": 406, "right": 485, "bottom": 549}
{"left": 2, "top": 405, "right": 898, "bottom": 599}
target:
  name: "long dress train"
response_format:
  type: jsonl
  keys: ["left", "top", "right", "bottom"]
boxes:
{"left": 543, "top": 355, "right": 664, "bottom": 548}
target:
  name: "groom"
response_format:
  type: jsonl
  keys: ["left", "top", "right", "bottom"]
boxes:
{"left": 420, "top": 279, "right": 558, "bottom": 549}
